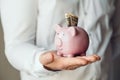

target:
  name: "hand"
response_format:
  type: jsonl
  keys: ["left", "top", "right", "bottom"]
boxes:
{"left": 39, "top": 50, "right": 101, "bottom": 71}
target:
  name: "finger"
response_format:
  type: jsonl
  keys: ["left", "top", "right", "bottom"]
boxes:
{"left": 60, "top": 57, "right": 89, "bottom": 70}
{"left": 62, "top": 58, "right": 91, "bottom": 70}
{"left": 64, "top": 65, "right": 80, "bottom": 70}
{"left": 40, "top": 52, "right": 54, "bottom": 65}
{"left": 63, "top": 57, "right": 89, "bottom": 65}
{"left": 62, "top": 55, "right": 100, "bottom": 70}
{"left": 80, "top": 55, "right": 101, "bottom": 62}
{"left": 93, "top": 54, "right": 101, "bottom": 60}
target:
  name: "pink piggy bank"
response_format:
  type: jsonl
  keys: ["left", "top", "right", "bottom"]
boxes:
{"left": 55, "top": 25, "right": 89, "bottom": 57}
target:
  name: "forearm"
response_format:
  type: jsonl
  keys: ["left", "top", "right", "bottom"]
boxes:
{"left": 1, "top": 0, "right": 56, "bottom": 77}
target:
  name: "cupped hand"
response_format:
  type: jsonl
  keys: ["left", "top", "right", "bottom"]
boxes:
{"left": 40, "top": 50, "right": 101, "bottom": 71}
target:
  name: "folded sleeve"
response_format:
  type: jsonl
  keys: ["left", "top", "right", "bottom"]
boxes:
{"left": 78, "top": 0, "right": 115, "bottom": 56}
{"left": 1, "top": 0, "right": 57, "bottom": 77}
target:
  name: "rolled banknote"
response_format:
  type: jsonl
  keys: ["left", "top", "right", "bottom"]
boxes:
{"left": 65, "top": 13, "right": 78, "bottom": 26}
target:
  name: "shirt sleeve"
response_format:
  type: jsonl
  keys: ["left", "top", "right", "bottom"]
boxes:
{"left": 78, "top": 0, "right": 115, "bottom": 56}
{"left": 0, "top": 0, "right": 57, "bottom": 77}
{"left": 111, "top": 0, "right": 120, "bottom": 59}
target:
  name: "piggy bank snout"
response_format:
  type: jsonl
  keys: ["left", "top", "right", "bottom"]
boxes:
{"left": 55, "top": 37, "right": 62, "bottom": 47}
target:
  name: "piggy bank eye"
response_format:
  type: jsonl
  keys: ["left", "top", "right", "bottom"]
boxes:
{"left": 56, "top": 33, "right": 59, "bottom": 35}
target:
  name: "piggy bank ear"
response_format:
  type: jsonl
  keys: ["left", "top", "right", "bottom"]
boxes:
{"left": 68, "top": 27, "right": 77, "bottom": 36}
{"left": 55, "top": 24, "right": 62, "bottom": 32}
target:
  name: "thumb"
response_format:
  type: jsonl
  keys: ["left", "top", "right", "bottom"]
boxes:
{"left": 40, "top": 52, "right": 54, "bottom": 65}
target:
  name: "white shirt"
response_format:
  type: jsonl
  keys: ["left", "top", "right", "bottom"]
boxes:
{"left": 1, "top": 0, "right": 115, "bottom": 80}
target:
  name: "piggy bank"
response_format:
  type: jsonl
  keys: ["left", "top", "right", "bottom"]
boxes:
{"left": 55, "top": 25, "right": 89, "bottom": 57}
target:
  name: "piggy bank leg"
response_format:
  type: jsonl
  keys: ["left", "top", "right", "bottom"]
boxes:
{"left": 57, "top": 51, "right": 63, "bottom": 56}
{"left": 74, "top": 53, "right": 86, "bottom": 57}
{"left": 63, "top": 54, "right": 74, "bottom": 57}
{"left": 80, "top": 53, "right": 86, "bottom": 56}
